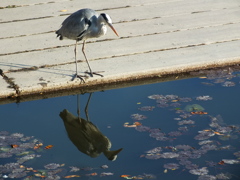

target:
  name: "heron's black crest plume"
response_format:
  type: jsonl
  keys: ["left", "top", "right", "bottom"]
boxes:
{"left": 100, "top": 13, "right": 110, "bottom": 23}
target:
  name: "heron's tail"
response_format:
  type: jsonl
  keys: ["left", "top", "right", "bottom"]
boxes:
{"left": 103, "top": 148, "right": 123, "bottom": 161}
{"left": 56, "top": 30, "right": 63, "bottom": 40}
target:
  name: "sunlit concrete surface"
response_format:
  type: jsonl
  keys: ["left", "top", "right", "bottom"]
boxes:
{"left": 1, "top": 0, "right": 240, "bottom": 99}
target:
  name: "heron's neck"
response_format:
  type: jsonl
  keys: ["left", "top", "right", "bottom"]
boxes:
{"left": 96, "top": 16, "right": 107, "bottom": 36}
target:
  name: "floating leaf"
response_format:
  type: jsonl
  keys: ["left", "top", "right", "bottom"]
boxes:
{"left": 168, "top": 131, "right": 182, "bottom": 137}
{"left": 189, "top": 167, "right": 209, "bottom": 176}
{"left": 175, "top": 145, "right": 192, "bottom": 151}
{"left": 101, "top": 165, "right": 108, "bottom": 169}
{"left": 178, "top": 97, "right": 192, "bottom": 102}
{"left": 191, "top": 111, "right": 208, "bottom": 115}
{"left": 196, "top": 96, "right": 213, "bottom": 101}
{"left": 161, "top": 152, "right": 179, "bottom": 159}
{"left": 163, "top": 163, "right": 179, "bottom": 170}
{"left": 135, "top": 125, "right": 150, "bottom": 132}
{"left": 11, "top": 144, "right": 19, "bottom": 148}
{"left": 198, "top": 140, "right": 214, "bottom": 145}
{"left": 138, "top": 106, "right": 155, "bottom": 111}
{"left": 185, "top": 104, "right": 205, "bottom": 112}
{"left": 233, "top": 151, "right": 240, "bottom": 158}
{"left": 178, "top": 120, "right": 195, "bottom": 125}
{"left": 123, "top": 122, "right": 136, "bottom": 128}
{"left": 131, "top": 114, "right": 147, "bottom": 121}
{"left": 44, "top": 163, "right": 61, "bottom": 170}
{"left": 34, "top": 173, "right": 45, "bottom": 178}
{"left": 86, "top": 172, "right": 97, "bottom": 176}
{"left": 218, "top": 161, "right": 225, "bottom": 165}
{"left": 145, "top": 147, "right": 162, "bottom": 154}
{"left": 134, "top": 122, "right": 142, "bottom": 126}
{"left": 0, "top": 152, "right": 13, "bottom": 158}
{"left": 222, "top": 81, "right": 235, "bottom": 87}
{"left": 64, "top": 175, "right": 80, "bottom": 178}
{"left": 45, "top": 145, "right": 53, "bottom": 149}
{"left": 69, "top": 166, "right": 80, "bottom": 172}
{"left": 11, "top": 133, "right": 24, "bottom": 138}
{"left": 100, "top": 172, "right": 114, "bottom": 176}
{"left": 197, "top": 175, "right": 216, "bottom": 180}
{"left": 215, "top": 173, "right": 232, "bottom": 179}
{"left": 213, "top": 131, "right": 224, "bottom": 135}
{"left": 121, "top": 175, "right": 131, "bottom": 177}
{"left": 221, "top": 159, "right": 240, "bottom": 164}
{"left": 34, "top": 143, "right": 43, "bottom": 149}
{"left": 17, "top": 154, "right": 36, "bottom": 164}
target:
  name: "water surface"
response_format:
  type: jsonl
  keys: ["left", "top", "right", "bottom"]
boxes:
{"left": 1, "top": 68, "right": 240, "bottom": 179}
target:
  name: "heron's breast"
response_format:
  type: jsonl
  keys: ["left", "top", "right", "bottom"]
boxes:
{"left": 90, "top": 25, "right": 107, "bottom": 38}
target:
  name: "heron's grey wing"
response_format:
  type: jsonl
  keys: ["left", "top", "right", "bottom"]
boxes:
{"left": 59, "top": 9, "right": 97, "bottom": 40}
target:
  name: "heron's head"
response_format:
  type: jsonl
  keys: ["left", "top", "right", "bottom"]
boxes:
{"left": 100, "top": 13, "right": 119, "bottom": 37}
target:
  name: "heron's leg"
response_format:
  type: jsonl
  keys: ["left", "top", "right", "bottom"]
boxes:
{"left": 72, "top": 41, "right": 87, "bottom": 82}
{"left": 85, "top": 92, "right": 92, "bottom": 121}
{"left": 82, "top": 40, "right": 92, "bottom": 76}
{"left": 82, "top": 40, "right": 104, "bottom": 77}
{"left": 77, "top": 94, "right": 81, "bottom": 122}
{"left": 74, "top": 41, "right": 78, "bottom": 74}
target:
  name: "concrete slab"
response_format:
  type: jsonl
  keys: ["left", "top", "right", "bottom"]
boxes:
{"left": 5, "top": 40, "right": 240, "bottom": 96}
{"left": 1, "top": 7, "right": 240, "bottom": 39}
{"left": 0, "top": 0, "right": 240, "bottom": 100}
{"left": 0, "top": 78, "right": 16, "bottom": 98}
{"left": 0, "top": 0, "right": 165, "bottom": 22}
{"left": 1, "top": 22, "right": 239, "bottom": 71}
{"left": 1, "top": 0, "right": 238, "bottom": 23}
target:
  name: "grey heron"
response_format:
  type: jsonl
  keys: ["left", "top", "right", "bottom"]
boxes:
{"left": 56, "top": 8, "right": 119, "bottom": 80}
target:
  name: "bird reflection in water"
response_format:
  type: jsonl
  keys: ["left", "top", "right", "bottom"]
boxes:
{"left": 59, "top": 93, "right": 123, "bottom": 161}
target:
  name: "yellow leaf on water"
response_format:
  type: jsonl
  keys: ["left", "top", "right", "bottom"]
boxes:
{"left": 60, "top": 9, "right": 67, "bottom": 12}
{"left": 120, "top": 175, "right": 131, "bottom": 177}
{"left": 34, "top": 173, "right": 42, "bottom": 177}
{"left": 214, "top": 131, "right": 224, "bottom": 135}
{"left": 64, "top": 175, "right": 80, "bottom": 178}
{"left": 134, "top": 122, "right": 142, "bottom": 126}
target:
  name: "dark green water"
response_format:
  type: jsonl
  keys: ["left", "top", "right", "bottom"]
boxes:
{"left": 1, "top": 68, "right": 240, "bottom": 180}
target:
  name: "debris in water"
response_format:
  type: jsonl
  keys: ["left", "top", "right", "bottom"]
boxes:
{"left": 189, "top": 167, "right": 209, "bottom": 176}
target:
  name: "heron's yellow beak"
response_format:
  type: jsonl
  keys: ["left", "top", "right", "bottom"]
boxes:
{"left": 108, "top": 23, "right": 119, "bottom": 37}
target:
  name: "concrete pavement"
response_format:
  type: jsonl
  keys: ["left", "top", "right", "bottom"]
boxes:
{"left": 1, "top": 0, "right": 240, "bottom": 101}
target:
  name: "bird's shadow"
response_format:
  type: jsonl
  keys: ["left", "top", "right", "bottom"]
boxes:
{"left": 0, "top": 62, "right": 91, "bottom": 82}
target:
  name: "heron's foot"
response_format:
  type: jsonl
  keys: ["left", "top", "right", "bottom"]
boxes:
{"left": 71, "top": 73, "right": 88, "bottom": 82}
{"left": 84, "top": 71, "right": 104, "bottom": 77}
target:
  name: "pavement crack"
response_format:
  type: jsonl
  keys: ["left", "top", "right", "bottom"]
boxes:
{"left": 0, "top": 69, "right": 20, "bottom": 96}
{"left": 0, "top": 16, "right": 55, "bottom": 24}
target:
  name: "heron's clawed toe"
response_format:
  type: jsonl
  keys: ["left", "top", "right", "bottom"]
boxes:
{"left": 84, "top": 71, "right": 104, "bottom": 77}
{"left": 72, "top": 73, "right": 88, "bottom": 82}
